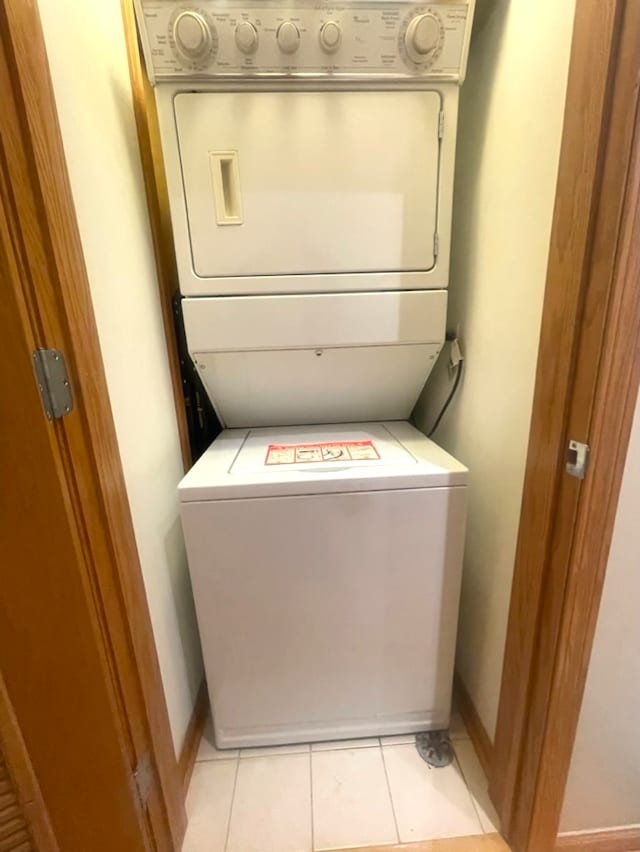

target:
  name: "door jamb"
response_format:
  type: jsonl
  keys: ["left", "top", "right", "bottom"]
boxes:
{"left": 490, "top": 1, "right": 640, "bottom": 848}
{"left": 120, "top": 0, "right": 192, "bottom": 471}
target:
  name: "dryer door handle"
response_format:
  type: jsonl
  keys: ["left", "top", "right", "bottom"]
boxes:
{"left": 210, "top": 151, "right": 243, "bottom": 225}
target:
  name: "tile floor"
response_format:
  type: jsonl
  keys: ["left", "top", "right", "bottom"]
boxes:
{"left": 184, "top": 709, "right": 499, "bottom": 852}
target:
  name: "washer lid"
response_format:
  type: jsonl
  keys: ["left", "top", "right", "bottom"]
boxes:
{"left": 231, "top": 422, "right": 414, "bottom": 474}
{"left": 179, "top": 421, "right": 468, "bottom": 501}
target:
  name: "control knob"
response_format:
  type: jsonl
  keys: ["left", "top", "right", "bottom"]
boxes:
{"left": 319, "top": 21, "right": 341, "bottom": 53}
{"left": 235, "top": 20, "right": 259, "bottom": 54}
{"left": 173, "top": 10, "right": 212, "bottom": 60}
{"left": 277, "top": 21, "right": 300, "bottom": 54}
{"left": 404, "top": 13, "right": 441, "bottom": 64}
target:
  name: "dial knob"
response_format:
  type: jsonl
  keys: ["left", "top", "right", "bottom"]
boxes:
{"left": 173, "top": 11, "right": 212, "bottom": 60}
{"left": 405, "top": 13, "right": 441, "bottom": 63}
{"left": 277, "top": 21, "right": 300, "bottom": 54}
{"left": 235, "top": 20, "right": 258, "bottom": 54}
{"left": 319, "top": 21, "right": 341, "bottom": 53}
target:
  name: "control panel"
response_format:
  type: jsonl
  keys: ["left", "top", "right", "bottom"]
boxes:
{"left": 135, "top": 1, "right": 473, "bottom": 82}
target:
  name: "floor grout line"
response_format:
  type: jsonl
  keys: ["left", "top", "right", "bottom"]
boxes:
{"left": 379, "top": 742, "right": 401, "bottom": 845}
{"left": 452, "top": 751, "right": 486, "bottom": 835}
{"left": 222, "top": 754, "right": 241, "bottom": 852}
{"left": 309, "top": 747, "right": 315, "bottom": 852}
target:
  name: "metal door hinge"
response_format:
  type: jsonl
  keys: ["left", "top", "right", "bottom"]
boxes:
{"left": 32, "top": 349, "right": 73, "bottom": 420}
{"left": 438, "top": 110, "right": 444, "bottom": 139}
{"left": 433, "top": 232, "right": 439, "bottom": 258}
{"left": 566, "top": 439, "right": 590, "bottom": 479}
{"left": 133, "top": 752, "right": 154, "bottom": 808}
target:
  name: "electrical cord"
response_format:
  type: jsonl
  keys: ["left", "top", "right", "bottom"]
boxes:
{"left": 428, "top": 357, "right": 464, "bottom": 438}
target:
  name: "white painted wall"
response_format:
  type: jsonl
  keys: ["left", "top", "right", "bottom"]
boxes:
{"left": 37, "top": 0, "right": 203, "bottom": 754}
{"left": 559, "top": 389, "right": 640, "bottom": 834}
{"left": 414, "top": 0, "right": 575, "bottom": 738}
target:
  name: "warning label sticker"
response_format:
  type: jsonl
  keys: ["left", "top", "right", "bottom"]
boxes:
{"left": 265, "top": 440, "right": 380, "bottom": 466}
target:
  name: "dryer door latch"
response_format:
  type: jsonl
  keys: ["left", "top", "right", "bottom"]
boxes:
{"left": 566, "top": 439, "right": 590, "bottom": 480}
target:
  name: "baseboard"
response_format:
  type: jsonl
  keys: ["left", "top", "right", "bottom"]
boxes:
{"left": 453, "top": 673, "right": 493, "bottom": 778}
{"left": 178, "top": 680, "right": 209, "bottom": 797}
{"left": 556, "top": 826, "right": 640, "bottom": 851}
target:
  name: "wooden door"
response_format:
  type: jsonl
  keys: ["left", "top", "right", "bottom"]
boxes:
{"left": 0, "top": 124, "right": 155, "bottom": 852}
{"left": 0, "top": 187, "right": 149, "bottom": 849}
{"left": 0, "top": 1, "right": 185, "bottom": 850}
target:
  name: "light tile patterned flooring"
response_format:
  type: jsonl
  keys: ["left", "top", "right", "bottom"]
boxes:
{"left": 184, "top": 709, "right": 499, "bottom": 852}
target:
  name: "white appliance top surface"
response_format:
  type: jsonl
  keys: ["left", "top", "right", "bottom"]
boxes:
{"left": 179, "top": 420, "right": 468, "bottom": 500}
{"left": 231, "top": 422, "right": 415, "bottom": 472}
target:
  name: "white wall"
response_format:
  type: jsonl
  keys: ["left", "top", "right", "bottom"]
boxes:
{"left": 414, "top": 0, "right": 575, "bottom": 738}
{"left": 38, "top": 0, "right": 203, "bottom": 754}
{"left": 559, "top": 389, "right": 640, "bottom": 834}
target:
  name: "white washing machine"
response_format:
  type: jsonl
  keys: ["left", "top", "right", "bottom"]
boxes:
{"left": 135, "top": 0, "right": 475, "bottom": 746}
{"left": 179, "top": 421, "right": 467, "bottom": 747}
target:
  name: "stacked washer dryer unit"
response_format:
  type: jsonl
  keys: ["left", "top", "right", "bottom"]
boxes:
{"left": 136, "top": 0, "right": 475, "bottom": 749}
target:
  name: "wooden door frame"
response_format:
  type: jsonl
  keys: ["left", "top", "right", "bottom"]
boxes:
{"left": 0, "top": 1, "right": 185, "bottom": 849}
{"left": 120, "top": 0, "right": 640, "bottom": 848}
{"left": 4, "top": 0, "right": 639, "bottom": 849}
{"left": 119, "top": 0, "right": 193, "bottom": 471}
{"left": 490, "top": 1, "right": 640, "bottom": 849}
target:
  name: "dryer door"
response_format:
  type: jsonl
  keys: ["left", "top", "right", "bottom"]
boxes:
{"left": 174, "top": 90, "right": 441, "bottom": 283}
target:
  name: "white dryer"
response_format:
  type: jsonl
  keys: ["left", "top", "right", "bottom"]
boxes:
{"left": 135, "top": 0, "right": 475, "bottom": 427}
{"left": 179, "top": 421, "right": 467, "bottom": 747}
